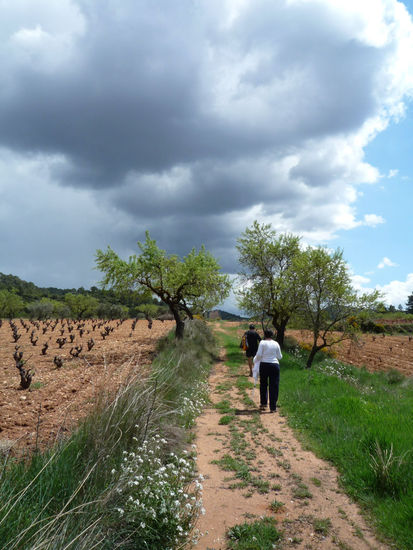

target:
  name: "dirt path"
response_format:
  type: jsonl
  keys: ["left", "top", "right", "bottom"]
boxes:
{"left": 194, "top": 347, "right": 391, "bottom": 550}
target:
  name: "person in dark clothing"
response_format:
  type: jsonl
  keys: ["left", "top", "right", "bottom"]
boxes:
{"left": 244, "top": 324, "right": 261, "bottom": 376}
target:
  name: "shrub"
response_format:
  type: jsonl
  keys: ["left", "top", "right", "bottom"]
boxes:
{"left": 385, "top": 369, "right": 405, "bottom": 385}
{"left": 368, "top": 440, "right": 411, "bottom": 497}
{"left": 283, "top": 335, "right": 299, "bottom": 352}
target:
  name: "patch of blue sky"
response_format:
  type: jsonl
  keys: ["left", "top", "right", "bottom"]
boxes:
{"left": 335, "top": 101, "right": 413, "bottom": 299}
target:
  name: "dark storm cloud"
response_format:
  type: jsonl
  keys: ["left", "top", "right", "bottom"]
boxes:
{"left": 0, "top": 0, "right": 412, "bottom": 291}
{"left": 0, "top": 0, "right": 384, "bottom": 189}
{"left": 110, "top": 158, "right": 302, "bottom": 220}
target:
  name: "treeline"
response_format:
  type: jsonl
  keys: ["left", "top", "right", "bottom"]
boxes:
{"left": 0, "top": 272, "right": 165, "bottom": 320}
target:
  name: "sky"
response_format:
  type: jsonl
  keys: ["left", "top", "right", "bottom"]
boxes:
{"left": 0, "top": 0, "right": 413, "bottom": 313}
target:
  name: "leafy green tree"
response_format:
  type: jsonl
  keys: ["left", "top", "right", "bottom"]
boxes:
{"left": 96, "top": 302, "right": 129, "bottom": 319}
{"left": 296, "top": 247, "right": 380, "bottom": 368}
{"left": 0, "top": 289, "right": 24, "bottom": 318}
{"left": 96, "top": 232, "right": 231, "bottom": 338}
{"left": 64, "top": 293, "right": 99, "bottom": 319}
{"left": 26, "top": 298, "right": 55, "bottom": 320}
{"left": 236, "top": 221, "right": 302, "bottom": 347}
{"left": 136, "top": 304, "right": 162, "bottom": 319}
{"left": 406, "top": 293, "right": 413, "bottom": 314}
{"left": 375, "top": 301, "right": 388, "bottom": 314}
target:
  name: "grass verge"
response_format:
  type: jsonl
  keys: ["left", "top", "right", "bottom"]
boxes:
{"left": 280, "top": 346, "right": 413, "bottom": 550}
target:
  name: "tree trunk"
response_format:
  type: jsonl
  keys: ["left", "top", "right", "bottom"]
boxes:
{"left": 170, "top": 305, "right": 185, "bottom": 339}
{"left": 306, "top": 345, "right": 318, "bottom": 369}
{"left": 272, "top": 316, "right": 289, "bottom": 348}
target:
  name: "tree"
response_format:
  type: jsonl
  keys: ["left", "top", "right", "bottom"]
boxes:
{"left": 406, "top": 293, "right": 413, "bottom": 314}
{"left": 96, "top": 302, "right": 129, "bottom": 319}
{"left": 296, "top": 246, "right": 380, "bottom": 368}
{"left": 26, "top": 298, "right": 55, "bottom": 320}
{"left": 236, "top": 221, "right": 302, "bottom": 347}
{"left": 96, "top": 232, "right": 231, "bottom": 338}
{"left": 64, "top": 293, "right": 99, "bottom": 319}
{"left": 0, "top": 289, "right": 24, "bottom": 318}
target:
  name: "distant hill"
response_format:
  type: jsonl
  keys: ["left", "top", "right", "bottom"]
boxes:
{"left": 208, "top": 309, "right": 247, "bottom": 321}
{"left": 0, "top": 272, "right": 76, "bottom": 302}
{"left": 0, "top": 272, "right": 159, "bottom": 315}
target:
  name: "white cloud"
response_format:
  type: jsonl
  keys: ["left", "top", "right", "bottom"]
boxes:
{"left": 352, "top": 274, "right": 371, "bottom": 288}
{"left": 361, "top": 214, "right": 385, "bottom": 227}
{"left": 377, "top": 273, "right": 413, "bottom": 306}
{"left": 377, "top": 256, "right": 398, "bottom": 268}
{"left": 351, "top": 271, "right": 413, "bottom": 307}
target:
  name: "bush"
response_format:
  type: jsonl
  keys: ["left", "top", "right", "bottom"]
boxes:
{"left": 368, "top": 440, "right": 412, "bottom": 497}
{"left": 283, "top": 334, "right": 299, "bottom": 352}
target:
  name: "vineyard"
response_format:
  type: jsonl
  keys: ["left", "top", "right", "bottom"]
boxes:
{"left": 2, "top": 319, "right": 412, "bottom": 457}
{"left": 0, "top": 318, "right": 174, "bottom": 454}
{"left": 288, "top": 329, "right": 413, "bottom": 376}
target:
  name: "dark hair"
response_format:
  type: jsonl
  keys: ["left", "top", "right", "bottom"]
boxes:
{"left": 264, "top": 329, "right": 274, "bottom": 339}
{"left": 249, "top": 324, "right": 255, "bottom": 329}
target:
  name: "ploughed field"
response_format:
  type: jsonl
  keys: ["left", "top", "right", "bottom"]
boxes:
{"left": 0, "top": 318, "right": 174, "bottom": 455}
{"left": 288, "top": 329, "right": 413, "bottom": 376}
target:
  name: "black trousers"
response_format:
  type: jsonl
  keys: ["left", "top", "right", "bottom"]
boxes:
{"left": 259, "top": 362, "right": 280, "bottom": 411}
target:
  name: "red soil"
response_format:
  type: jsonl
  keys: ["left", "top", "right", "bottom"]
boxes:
{"left": 288, "top": 329, "right": 413, "bottom": 377}
{"left": 0, "top": 318, "right": 174, "bottom": 455}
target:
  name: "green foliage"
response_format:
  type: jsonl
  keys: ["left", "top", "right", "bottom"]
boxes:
{"left": 219, "top": 414, "right": 235, "bottom": 425}
{"left": 0, "top": 289, "right": 24, "bottom": 318}
{"left": 136, "top": 303, "right": 162, "bottom": 318}
{"left": 236, "top": 221, "right": 302, "bottom": 345}
{"left": 406, "top": 293, "right": 413, "bottom": 314}
{"left": 294, "top": 246, "right": 380, "bottom": 367}
{"left": 313, "top": 518, "right": 332, "bottom": 536}
{"left": 64, "top": 293, "right": 99, "bottom": 319}
{"left": 96, "top": 301, "right": 129, "bottom": 319}
{"left": 227, "top": 517, "right": 281, "bottom": 550}
{"left": 26, "top": 298, "right": 68, "bottom": 320}
{"left": 368, "top": 439, "right": 411, "bottom": 497}
{"left": 236, "top": 223, "right": 379, "bottom": 356}
{"left": 0, "top": 271, "right": 156, "bottom": 320}
{"left": 96, "top": 232, "right": 231, "bottom": 337}
{"left": 269, "top": 499, "right": 285, "bottom": 512}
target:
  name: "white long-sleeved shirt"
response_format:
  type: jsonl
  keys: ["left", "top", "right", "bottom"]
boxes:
{"left": 253, "top": 339, "right": 282, "bottom": 380}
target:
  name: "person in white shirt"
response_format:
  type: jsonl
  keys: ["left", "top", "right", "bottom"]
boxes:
{"left": 253, "top": 329, "right": 282, "bottom": 413}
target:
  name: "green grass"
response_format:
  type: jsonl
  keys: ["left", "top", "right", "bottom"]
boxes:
{"left": 292, "top": 482, "right": 312, "bottom": 499}
{"left": 269, "top": 499, "right": 285, "bottom": 512}
{"left": 216, "top": 331, "right": 246, "bottom": 374}
{"left": 313, "top": 517, "right": 332, "bottom": 536}
{"left": 214, "top": 399, "right": 234, "bottom": 414}
{"left": 212, "top": 454, "right": 251, "bottom": 481}
{"left": 280, "top": 350, "right": 413, "bottom": 549}
{"left": 227, "top": 517, "right": 282, "bottom": 549}
{"left": 219, "top": 414, "right": 235, "bottom": 425}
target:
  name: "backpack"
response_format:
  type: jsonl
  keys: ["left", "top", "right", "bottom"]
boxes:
{"left": 240, "top": 333, "right": 248, "bottom": 351}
